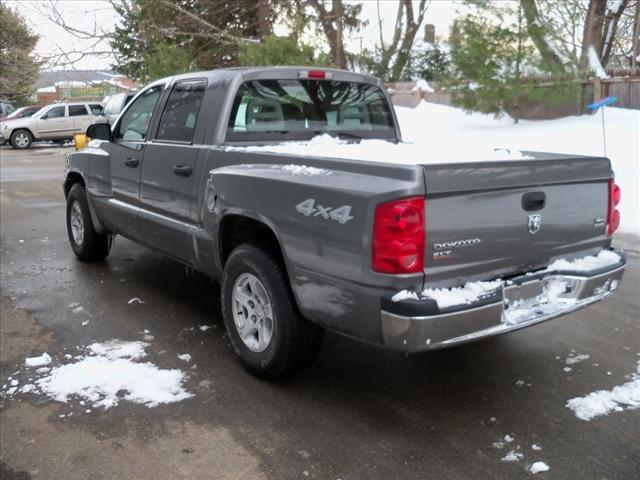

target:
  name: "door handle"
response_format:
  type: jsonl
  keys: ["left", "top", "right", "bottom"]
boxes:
{"left": 172, "top": 165, "right": 192, "bottom": 177}
{"left": 124, "top": 157, "right": 139, "bottom": 168}
{"left": 522, "top": 191, "right": 546, "bottom": 211}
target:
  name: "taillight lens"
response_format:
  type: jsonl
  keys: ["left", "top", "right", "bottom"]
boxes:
{"left": 607, "top": 179, "right": 621, "bottom": 236}
{"left": 372, "top": 197, "right": 425, "bottom": 274}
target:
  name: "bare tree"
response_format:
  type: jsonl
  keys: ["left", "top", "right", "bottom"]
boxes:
{"left": 375, "top": 0, "right": 430, "bottom": 81}
{"left": 307, "top": 0, "right": 347, "bottom": 69}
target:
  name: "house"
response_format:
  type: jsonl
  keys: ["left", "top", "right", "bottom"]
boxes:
{"left": 35, "top": 70, "right": 137, "bottom": 103}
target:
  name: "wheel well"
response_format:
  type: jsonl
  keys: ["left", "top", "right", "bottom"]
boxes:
{"left": 64, "top": 172, "right": 85, "bottom": 197}
{"left": 219, "top": 215, "right": 286, "bottom": 269}
{"left": 10, "top": 128, "right": 34, "bottom": 139}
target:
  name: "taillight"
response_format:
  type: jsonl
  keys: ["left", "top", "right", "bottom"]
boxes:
{"left": 372, "top": 197, "right": 425, "bottom": 274}
{"left": 607, "top": 179, "right": 621, "bottom": 236}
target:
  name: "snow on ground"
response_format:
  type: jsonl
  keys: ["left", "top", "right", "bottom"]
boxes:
{"left": 529, "top": 462, "right": 550, "bottom": 474}
{"left": 396, "top": 102, "right": 640, "bottom": 235}
{"left": 2, "top": 340, "right": 192, "bottom": 410}
{"left": 566, "top": 360, "right": 640, "bottom": 421}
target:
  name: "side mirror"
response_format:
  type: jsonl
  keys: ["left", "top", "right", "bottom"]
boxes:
{"left": 86, "top": 122, "right": 111, "bottom": 141}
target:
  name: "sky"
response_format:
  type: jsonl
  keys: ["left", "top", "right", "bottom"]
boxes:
{"left": 4, "top": 0, "right": 466, "bottom": 72}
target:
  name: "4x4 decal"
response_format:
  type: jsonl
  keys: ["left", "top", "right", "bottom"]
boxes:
{"left": 295, "top": 198, "right": 354, "bottom": 224}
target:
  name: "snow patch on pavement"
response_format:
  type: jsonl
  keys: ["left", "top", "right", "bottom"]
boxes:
{"left": 3, "top": 340, "right": 192, "bottom": 410}
{"left": 529, "top": 461, "right": 550, "bottom": 474}
{"left": 25, "top": 352, "right": 52, "bottom": 367}
{"left": 566, "top": 360, "right": 640, "bottom": 421}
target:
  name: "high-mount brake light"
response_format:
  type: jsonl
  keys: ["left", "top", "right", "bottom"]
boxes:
{"left": 607, "top": 179, "right": 621, "bottom": 236}
{"left": 372, "top": 197, "right": 425, "bottom": 274}
{"left": 299, "top": 70, "right": 332, "bottom": 80}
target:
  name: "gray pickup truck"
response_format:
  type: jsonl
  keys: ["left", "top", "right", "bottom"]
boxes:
{"left": 63, "top": 67, "right": 625, "bottom": 379}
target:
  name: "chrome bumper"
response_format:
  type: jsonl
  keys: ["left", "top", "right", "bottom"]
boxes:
{"left": 381, "top": 255, "right": 626, "bottom": 352}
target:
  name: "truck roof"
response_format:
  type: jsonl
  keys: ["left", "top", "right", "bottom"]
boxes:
{"left": 156, "top": 66, "right": 382, "bottom": 87}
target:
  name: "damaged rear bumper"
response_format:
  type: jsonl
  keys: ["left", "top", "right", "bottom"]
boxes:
{"left": 381, "top": 250, "right": 626, "bottom": 352}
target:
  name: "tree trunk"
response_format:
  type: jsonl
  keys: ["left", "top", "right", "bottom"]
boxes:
{"left": 600, "top": 0, "right": 629, "bottom": 67}
{"left": 520, "top": 0, "right": 565, "bottom": 71}
{"left": 390, "top": 0, "right": 428, "bottom": 81}
{"left": 633, "top": 1, "right": 640, "bottom": 68}
{"left": 257, "top": 0, "right": 272, "bottom": 41}
{"left": 580, "top": 0, "right": 607, "bottom": 71}
{"left": 308, "top": 0, "right": 347, "bottom": 69}
{"left": 334, "top": 0, "right": 346, "bottom": 69}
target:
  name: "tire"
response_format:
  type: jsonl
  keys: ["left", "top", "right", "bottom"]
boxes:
{"left": 66, "top": 184, "right": 111, "bottom": 262}
{"left": 221, "top": 245, "right": 324, "bottom": 380}
{"left": 10, "top": 129, "right": 33, "bottom": 149}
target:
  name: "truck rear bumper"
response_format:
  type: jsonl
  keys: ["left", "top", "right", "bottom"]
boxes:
{"left": 381, "top": 251, "right": 626, "bottom": 352}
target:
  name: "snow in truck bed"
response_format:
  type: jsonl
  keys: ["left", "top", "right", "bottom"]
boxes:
{"left": 228, "top": 102, "right": 640, "bottom": 234}
{"left": 227, "top": 132, "right": 532, "bottom": 164}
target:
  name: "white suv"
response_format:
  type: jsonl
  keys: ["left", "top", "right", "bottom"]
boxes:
{"left": 1, "top": 102, "right": 105, "bottom": 149}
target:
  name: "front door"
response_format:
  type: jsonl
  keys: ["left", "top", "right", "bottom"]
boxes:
{"left": 103, "top": 85, "right": 165, "bottom": 240}
{"left": 139, "top": 79, "right": 207, "bottom": 264}
{"left": 36, "top": 105, "right": 69, "bottom": 138}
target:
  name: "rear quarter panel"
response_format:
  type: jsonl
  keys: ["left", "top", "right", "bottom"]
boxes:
{"left": 201, "top": 149, "right": 425, "bottom": 342}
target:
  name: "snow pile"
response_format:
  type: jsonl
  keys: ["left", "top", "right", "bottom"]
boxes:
{"left": 543, "top": 250, "right": 621, "bottom": 273}
{"left": 411, "top": 79, "right": 434, "bottom": 93}
{"left": 392, "top": 280, "right": 501, "bottom": 309}
{"left": 3, "top": 340, "right": 192, "bottom": 410}
{"left": 229, "top": 133, "right": 532, "bottom": 164}
{"left": 566, "top": 360, "right": 640, "bottom": 421}
{"left": 395, "top": 102, "right": 639, "bottom": 235}
{"left": 529, "top": 462, "right": 550, "bottom": 474}
{"left": 25, "top": 352, "right": 52, "bottom": 367}
{"left": 280, "top": 164, "right": 331, "bottom": 176}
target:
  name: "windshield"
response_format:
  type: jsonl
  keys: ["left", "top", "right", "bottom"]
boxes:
{"left": 226, "top": 79, "right": 396, "bottom": 142}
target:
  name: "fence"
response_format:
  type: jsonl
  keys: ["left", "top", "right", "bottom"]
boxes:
{"left": 387, "top": 75, "right": 640, "bottom": 119}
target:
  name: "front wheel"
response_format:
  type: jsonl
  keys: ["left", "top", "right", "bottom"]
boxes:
{"left": 66, "top": 184, "right": 111, "bottom": 262}
{"left": 10, "top": 129, "right": 33, "bottom": 149}
{"left": 221, "top": 245, "right": 323, "bottom": 380}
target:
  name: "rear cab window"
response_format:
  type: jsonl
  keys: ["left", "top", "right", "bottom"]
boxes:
{"left": 226, "top": 79, "right": 396, "bottom": 143}
{"left": 155, "top": 80, "right": 207, "bottom": 143}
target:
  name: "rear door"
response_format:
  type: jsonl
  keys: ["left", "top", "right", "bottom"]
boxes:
{"left": 69, "top": 104, "right": 93, "bottom": 134}
{"left": 138, "top": 79, "right": 207, "bottom": 263}
{"left": 100, "top": 84, "right": 165, "bottom": 240}
{"left": 36, "top": 105, "right": 68, "bottom": 137}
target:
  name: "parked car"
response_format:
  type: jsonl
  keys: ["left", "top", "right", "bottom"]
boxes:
{"left": 63, "top": 67, "right": 625, "bottom": 380}
{"left": 1, "top": 102, "right": 105, "bottom": 149}
{"left": 103, "top": 91, "right": 136, "bottom": 124}
{"left": 0, "top": 99, "right": 15, "bottom": 119}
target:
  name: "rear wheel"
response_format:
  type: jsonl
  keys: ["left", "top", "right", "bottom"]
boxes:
{"left": 10, "top": 129, "right": 32, "bottom": 149}
{"left": 66, "top": 184, "right": 111, "bottom": 262}
{"left": 221, "top": 245, "right": 323, "bottom": 380}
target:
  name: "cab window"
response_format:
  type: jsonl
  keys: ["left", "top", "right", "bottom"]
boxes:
{"left": 69, "top": 105, "right": 89, "bottom": 116}
{"left": 114, "top": 85, "right": 163, "bottom": 141}
{"left": 42, "top": 106, "right": 65, "bottom": 119}
{"left": 156, "top": 80, "right": 206, "bottom": 143}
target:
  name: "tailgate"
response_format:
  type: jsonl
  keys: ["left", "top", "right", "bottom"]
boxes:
{"left": 422, "top": 155, "right": 613, "bottom": 285}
